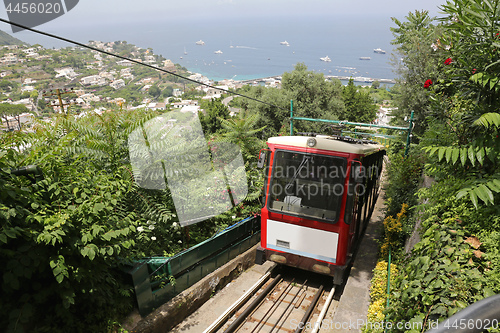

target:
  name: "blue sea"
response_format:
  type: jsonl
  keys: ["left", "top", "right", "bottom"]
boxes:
{"left": 10, "top": 14, "right": 398, "bottom": 82}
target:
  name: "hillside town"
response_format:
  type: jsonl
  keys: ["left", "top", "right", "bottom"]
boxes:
{"left": 0, "top": 39, "right": 249, "bottom": 130}
{"left": 0, "top": 37, "right": 393, "bottom": 131}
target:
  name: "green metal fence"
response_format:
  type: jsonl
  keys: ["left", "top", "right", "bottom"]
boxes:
{"left": 127, "top": 216, "right": 261, "bottom": 316}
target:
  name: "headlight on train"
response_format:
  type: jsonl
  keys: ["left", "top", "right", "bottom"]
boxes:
{"left": 307, "top": 138, "right": 317, "bottom": 147}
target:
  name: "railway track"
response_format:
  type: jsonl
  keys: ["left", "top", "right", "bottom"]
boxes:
{"left": 203, "top": 267, "right": 339, "bottom": 333}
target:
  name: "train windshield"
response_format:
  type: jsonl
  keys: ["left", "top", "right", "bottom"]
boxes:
{"left": 267, "top": 150, "right": 347, "bottom": 222}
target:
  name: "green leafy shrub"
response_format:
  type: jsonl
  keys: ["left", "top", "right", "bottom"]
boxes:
{"left": 385, "top": 224, "right": 495, "bottom": 332}
{"left": 0, "top": 106, "right": 266, "bottom": 332}
{"left": 380, "top": 203, "right": 407, "bottom": 257}
{"left": 364, "top": 261, "right": 398, "bottom": 333}
{"left": 384, "top": 151, "right": 425, "bottom": 223}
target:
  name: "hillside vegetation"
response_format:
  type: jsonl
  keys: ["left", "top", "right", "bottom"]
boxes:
{"left": 366, "top": 1, "right": 500, "bottom": 332}
{"left": 0, "top": 29, "right": 28, "bottom": 46}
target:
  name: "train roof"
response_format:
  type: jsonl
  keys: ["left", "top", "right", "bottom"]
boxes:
{"left": 267, "top": 135, "right": 385, "bottom": 155}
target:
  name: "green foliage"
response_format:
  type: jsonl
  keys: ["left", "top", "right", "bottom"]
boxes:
{"left": 236, "top": 63, "right": 371, "bottom": 136}
{"left": 390, "top": 10, "right": 444, "bottom": 136}
{"left": 199, "top": 98, "right": 230, "bottom": 134}
{"left": 380, "top": 203, "right": 407, "bottom": 257}
{"left": 162, "top": 85, "right": 173, "bottom": 98}
{"left": 438, "top": 0, "right": 500, "bottom": 112}
{"left": 340, "top": 78, "right": 378, "bottom": 123}
{"left": 385, "top": 223, "right": 495, "bottom": 332}
{"left": 423, "top": 111, "right": 500, "bottom": 208}
{"left": 364, "top": 261, "right": 398, "bottom": 333}
{"left": 240, "top": 85, "right": 294, "bottom": 136}
{"left": 281, "top": 63, "right": 345, "bottom": 132}
{"left": 0, "top": 109, "right": 182, "bottom": 332}
{"left": 148, "top": 85, "right": 161, "bottom": 98}
{"left": 384, "top": 151, "right": 425, "bottom": 218}
{"left": 0, "top": 102, "right": 268, "bottom": 331}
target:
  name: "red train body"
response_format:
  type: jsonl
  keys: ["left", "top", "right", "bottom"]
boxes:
{"left": 255, "top": 135, "right": 385, "bottom": 284}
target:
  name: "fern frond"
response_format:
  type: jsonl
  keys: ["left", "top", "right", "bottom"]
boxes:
{"left": 456, "top": 177, "right": 500, "bottom": 208}
{"left": 425, "top": 145, "right": 492, "bottom": 166}
{"left": 473, "top": 112, "right": 500, "bottom": 128}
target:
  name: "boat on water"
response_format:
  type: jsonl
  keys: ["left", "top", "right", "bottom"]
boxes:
{"left": 280, "top": 41, "right": 290, "bottom": 46}
{"left": 320, "top": 56, "right": 331, "bottom": 62}
{"left": 195, "top": 40, "right": 205, "bottom": 45}
{"left": 373, "top": 48, "right": 386, "bottom": 54}
{"left": 214, "top": 50, "right": 223, "bottom": 54}
{"left": 359, "top": 57, "right": 371, "bottom": 60}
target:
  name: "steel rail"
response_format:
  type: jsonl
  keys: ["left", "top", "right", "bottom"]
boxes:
{"left": 311, "top": 286, "right": 336, "bottom": 333}
{"left": 223, "top": 274, "right": 283, "bottom": 333}
{"left": 202, "top": 272, "right": 273, "bottom": 333}
{"left": 269, "top": 280, "right": 308, "bottom": 333}
{"left": 250, "top": 278, "right": 296, "bottom": 333}
{"left": 294, "top": 285, "right": 324, "bottom": 333}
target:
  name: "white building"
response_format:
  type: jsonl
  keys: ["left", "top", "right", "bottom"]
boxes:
{"left": 171, "top": 100, "right": 198, "bottom": 109}
{"left": 110, "top": 79, "right": 125, "bottom": 90}
{"left": 205, "top": 85, "right": 229, "bottom": 99}
{"left": 21, "top": 85, "right": 35, "bottom": 93}
{"left": 55, "top": 67, "right": 78, "bottom": 80}
{"left": 80, "top": 75, "right": 106, "bottom": 86}
{"left": 99, "top": 71, "right": 114, "bottom": 81}
{"left": 117, "top": 59, "right": 133, "bottom": 67}
{"left": 173, "top": 88, "right": 183, "bottom": 97}
{"left": 180, "top": 105, "right": 201, "bottom": 113}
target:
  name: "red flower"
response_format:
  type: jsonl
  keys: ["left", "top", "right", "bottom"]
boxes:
{"left": 424, "top": 79, "right": 433, "bottom": 89}
{"left": 472, "top": 68, "right": 477, "bottom": 74}
{"left": 444, "top": 58, "right": 453, "bottom": 65}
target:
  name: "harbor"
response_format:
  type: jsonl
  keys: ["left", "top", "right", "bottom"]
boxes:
{"left": 239, "top": 75, "right": 396, "bottom": 86}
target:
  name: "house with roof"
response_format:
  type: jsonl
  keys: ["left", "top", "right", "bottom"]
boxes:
{"left": 55, "top": 67, "right": 78, "bottom": 80}
{"left": 110, "top": 79, "right": 125, "bottom": 90}
{"left": 171, "top": 100, "right": 198, "bottom": 109}
{"left": 80, "top": 75, "right": 106, "bottom": 86}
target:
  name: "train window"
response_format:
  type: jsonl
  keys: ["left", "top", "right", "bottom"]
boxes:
{"left": 260, "top": 150, "right": 271, "bottom": 208}
{"left": 344, "top": 161, "right": 359, "bottom": 224}
{"left": 267, "top": 150, "right": 347, "bottom": 223}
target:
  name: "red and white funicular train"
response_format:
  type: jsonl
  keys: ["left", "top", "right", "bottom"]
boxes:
{"left": 256, "top": 134, "right": 385, "bottom": 284}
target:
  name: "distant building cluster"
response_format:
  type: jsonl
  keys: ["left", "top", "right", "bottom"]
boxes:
{"left": 0, "top": 39, "right": 394, "bottom": 132}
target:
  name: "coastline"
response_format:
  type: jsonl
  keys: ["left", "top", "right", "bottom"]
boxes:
{"left": 191, "top": 70, "right": 397, "bottom": 87}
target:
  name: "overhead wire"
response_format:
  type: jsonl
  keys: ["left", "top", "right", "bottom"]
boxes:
{"left": 0, "top": 17, "right": 289, "bottom": 111}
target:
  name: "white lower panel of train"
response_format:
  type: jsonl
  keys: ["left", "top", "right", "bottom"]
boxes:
{"left": 266, "top": 219, "right": 339, "bottom": 263}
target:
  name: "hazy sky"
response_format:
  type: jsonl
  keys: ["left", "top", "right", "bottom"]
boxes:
{"left": 0, "top": 0, "right": 445, "bottom": 30}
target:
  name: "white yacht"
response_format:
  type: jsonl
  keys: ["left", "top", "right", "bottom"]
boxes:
{"left": 195, "top": 40, "right": 205, "bottom": 45}
{"left": 320, "top": 56, "right": 331, "bottom": 62}
{"left": 373, "top": 48, "right": 386, "bottom": 54}
{"left": 359, "top": 56, "right": 371, "bottom": 60}
{"left": 280, "top": 41, "right": 290, "bottom": 46}
{"left": 214, "top": 50, "right": 223, "bottom": 54}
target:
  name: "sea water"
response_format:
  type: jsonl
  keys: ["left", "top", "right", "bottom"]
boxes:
{"left": 10, "top": 14, "right": 399, "bottom": 82}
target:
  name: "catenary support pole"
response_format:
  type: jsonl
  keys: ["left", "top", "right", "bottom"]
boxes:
{"left": 290, "top": 100, "right": 294, "bottom": 136}
{"left": 404, "top": 110, "right": 414, "bottom": 157}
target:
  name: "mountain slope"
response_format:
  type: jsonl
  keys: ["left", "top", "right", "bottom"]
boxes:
{"left": 0, "top": 29, "right": 29, "bottom": 46}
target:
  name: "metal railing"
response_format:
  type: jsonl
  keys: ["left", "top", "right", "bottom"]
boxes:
{"left": 126, "top": 216, "right": 261, "bottom": 316}
{"left": 426, "top": 294, "right": 500, "bottom": 333}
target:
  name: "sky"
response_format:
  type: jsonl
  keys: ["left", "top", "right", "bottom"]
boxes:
{"left": 0, "top": 0, "right": 445, "bottom": 32}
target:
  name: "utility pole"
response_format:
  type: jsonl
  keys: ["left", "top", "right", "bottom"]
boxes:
{"left": 42, "top": 87, "right": 76, "bottom": 114}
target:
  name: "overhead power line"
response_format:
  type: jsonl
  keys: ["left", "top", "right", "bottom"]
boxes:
{"left": 0, "top": 17, "right": 288, "bottom": 111}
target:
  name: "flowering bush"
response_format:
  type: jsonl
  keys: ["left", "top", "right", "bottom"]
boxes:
{"left": 363, "top": 261, "right": 398, "bottom": 333}
{"left": 380, "top": 203, "right": 407, "bottom": 257}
